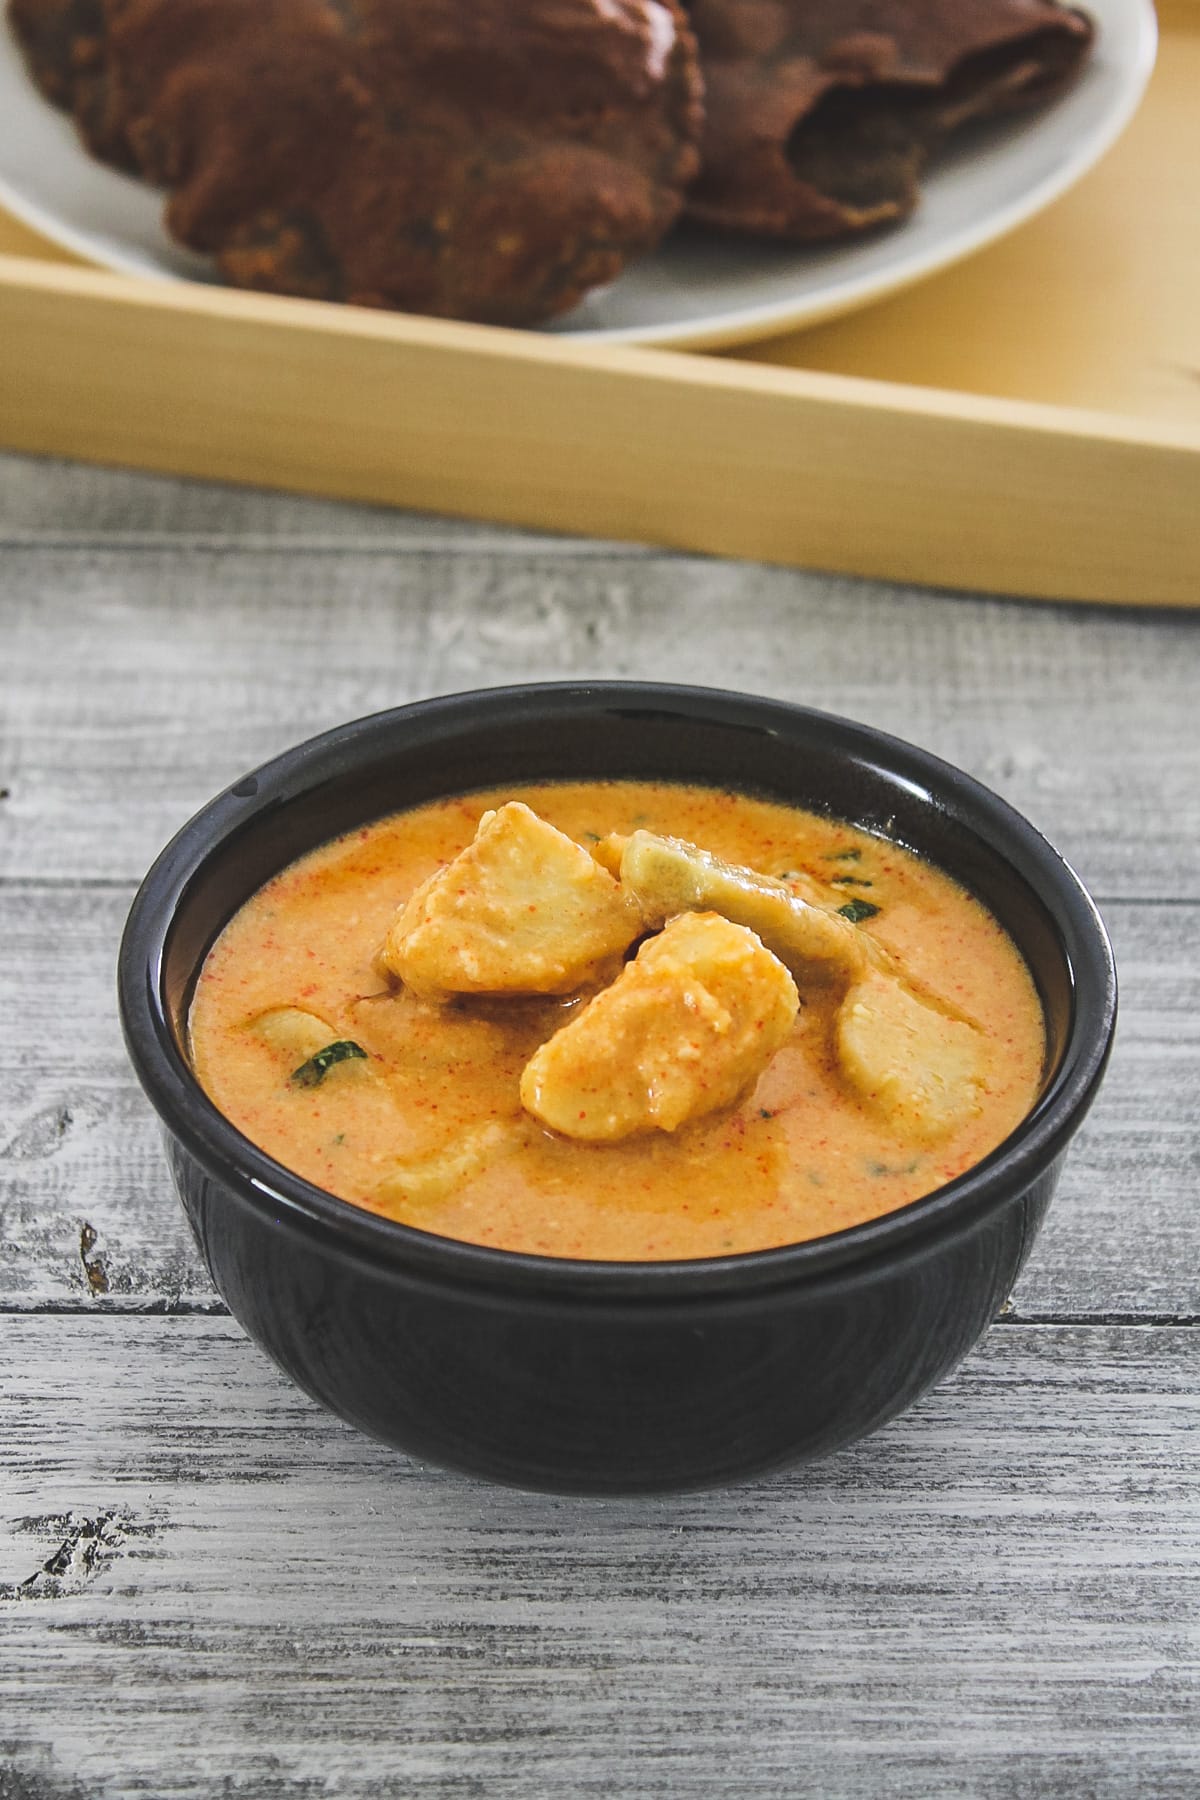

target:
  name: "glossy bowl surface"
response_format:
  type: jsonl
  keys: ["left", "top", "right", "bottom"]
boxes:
{"left": 119, "top": 684, "right": 1117, "bottom": 1493}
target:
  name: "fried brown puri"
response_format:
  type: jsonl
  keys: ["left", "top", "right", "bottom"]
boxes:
{"left": 7, "top": 0, "right": 138, "bottom": 168}
{"left": 99, "top": 0, "right": 703, "bottom": 324}
{"left": 684, "top": 0, "right": 1095, "bottom": 240}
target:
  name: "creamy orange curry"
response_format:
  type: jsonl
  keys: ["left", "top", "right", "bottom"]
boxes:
{"left": 189, "top": 780, "right": 1045, "bottom": 1261}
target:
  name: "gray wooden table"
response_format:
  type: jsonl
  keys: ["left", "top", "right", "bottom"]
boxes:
{"left": 1, "top": 451, "right": 1197, "bottom": 1798}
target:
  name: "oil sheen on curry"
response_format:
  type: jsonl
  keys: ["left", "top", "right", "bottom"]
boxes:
{"left": 189, "top": 781, "right": 1046, "bottom": 1261}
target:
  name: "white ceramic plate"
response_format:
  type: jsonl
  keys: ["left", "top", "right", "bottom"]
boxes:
{"left": 0, "top": 0, "right": 1156, "bottom": 350}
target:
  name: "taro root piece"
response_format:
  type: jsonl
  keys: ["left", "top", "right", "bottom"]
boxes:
{"left": 381, "top": 802, "right": 645, "bottom": 1000}
{"left": 520, "top": 911, "right": 799, "bottom": 1141}
{"left": 245, "top": 1008, "right": 370, "bottom": 1088}
{"left": 616, "top": 827, "right": 870, "bottom": 983}
{"left": 836, "top": 968, "right": 987, "bottom": 1142}
{"left": 7, "top": 0, "right": 139, "bottom": 169}
{"left": 97, "top": 0, "right": 704, "bottom": 323}
{"left": 374, "top": 1120, "right": 530, "bottom": 1209}
{"left": 684, "top": 0, "right": 1096, "bottom": 240}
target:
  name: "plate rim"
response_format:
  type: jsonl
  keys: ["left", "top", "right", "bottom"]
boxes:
{"left": 0, "top": 0, "right": 1158, "bottom": 353}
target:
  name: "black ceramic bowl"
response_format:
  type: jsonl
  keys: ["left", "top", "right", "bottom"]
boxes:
{"left": 119, "top": 683, "right": 1116, "bottom": 1494}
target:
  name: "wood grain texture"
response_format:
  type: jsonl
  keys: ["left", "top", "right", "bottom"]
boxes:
{"left": 0, "top": 451, "right": 561, "bottom": 546}
{"left": 3, "top": 539, "right": 1199, "bottom": 896}
{"left": 2, "top": 453, "right": 1197, "bottom": 1794}
{"left": 1, "top": 1316, "right": 1196, "bottom": 1799}
{"left": 0, "top": 887, "right": 1194, "bottom": 1318}
{"left": 0, "top": 245, "right": 1197, "bottom": 605}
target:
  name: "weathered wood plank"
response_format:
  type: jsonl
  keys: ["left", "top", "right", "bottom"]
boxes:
{"left": 0, "top": 888, "right": 1195, "bottom": 1317}
{"left": 0, "top": 450, "right": 592, "bottom": 548}
{"left": 2, "top": 431, "right": 1194, "bottom": 1800}
{"left": 1, "top": 1316, "right": 1196, "bottom": 1798}
{"left": 3, "top": 542, "right": 1199, "bottom": 896}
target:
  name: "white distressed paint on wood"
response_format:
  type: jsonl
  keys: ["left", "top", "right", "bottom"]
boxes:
{"left": 0, "top": 450, "right": 630, "bottom": 554}
{"left": 0, "top": 889, "right": 1194, "bottom": 1317}
{"left": 1, "top": 1316, "right": 1196, "bottom": 1799}
{"left": 2, "top": 453, "right": 1197, "bottom": 1799}
{"left": 3, "top": 542, "right": 1199, "bottom": 895}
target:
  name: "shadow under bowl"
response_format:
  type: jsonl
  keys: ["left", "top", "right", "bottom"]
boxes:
{"left": 118, "top": 683, "right": 1117, "bottom": 1494}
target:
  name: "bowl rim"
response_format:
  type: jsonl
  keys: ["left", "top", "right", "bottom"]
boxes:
{"left": 118, "top": 681, "right": 1117, "bottom": 1304}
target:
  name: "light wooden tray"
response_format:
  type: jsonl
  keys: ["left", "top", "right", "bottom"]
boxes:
{"left": 0, "top": 1, "right": 1195, "bottom": 606}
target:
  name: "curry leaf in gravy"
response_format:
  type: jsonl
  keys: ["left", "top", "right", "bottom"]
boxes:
{"left": 837, "top": 898, "right": 881, "bottom": 923}
{"left": 291, "top": 1040, "right": 368, "bottom": 1088}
